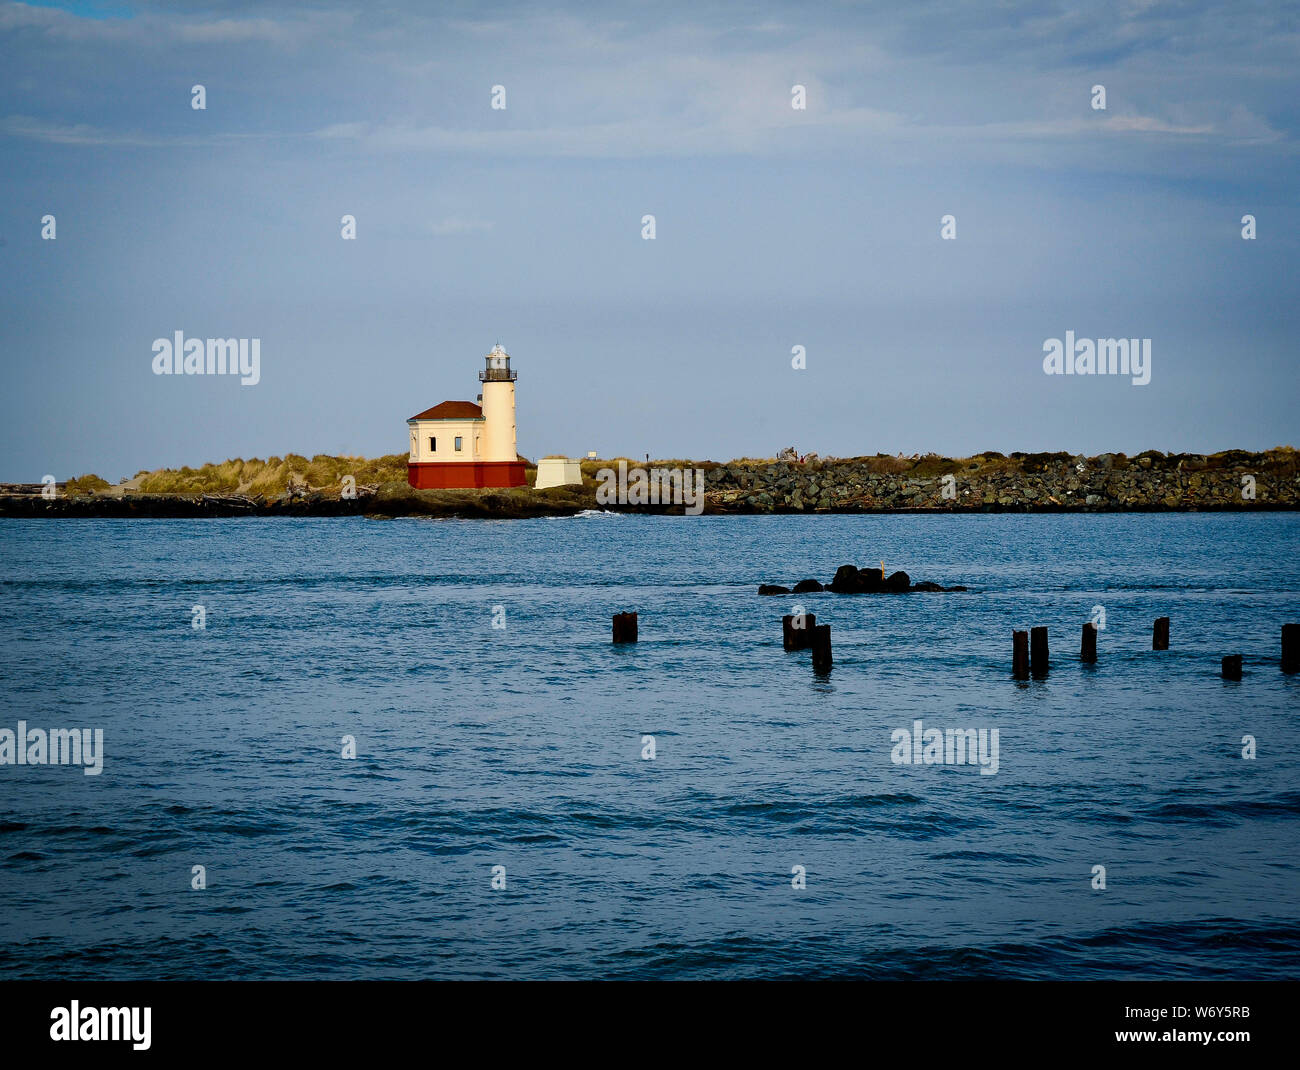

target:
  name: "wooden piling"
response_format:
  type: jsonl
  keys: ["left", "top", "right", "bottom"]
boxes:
{"left": 1030, "top": 626, "right": 1049, "bottom": 677}
{"left": 1221, "top": 655, "right": 1243, "bottom": 681}
{"left": 1283, "top": 623, "right": 1299, "bottom": 674}
{"left": 1152, "top": 616, "right": 1170, "bottom": 651}
{"left": 1013, "top": 630, "right": 1029, "bottom": 680}
{"left": 810, "top": 624, "right": 832, "bottom": 673}
{"left": 612, "top": 612, "right": 638, "bottom": 644}
{"left": 782, "top": 612, "right": 816, "bottom": 652}
{"left": 1081, "top": 622, "right": 1097, "bottom": 663}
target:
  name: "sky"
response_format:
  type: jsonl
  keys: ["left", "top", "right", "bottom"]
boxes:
{"left": 0, "top": 0, "right": 1297, "bottom": 481}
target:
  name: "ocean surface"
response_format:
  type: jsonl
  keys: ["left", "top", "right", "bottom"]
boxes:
{"left": 1, "top": 512, "right": 1298, "bottom": 980}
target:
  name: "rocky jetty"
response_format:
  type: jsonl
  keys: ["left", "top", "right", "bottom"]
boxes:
{"left": 759, "top": 564, "right": 967, "bottom": 595}
{"left": 0, "top": 482, "right": 592, "bottom": 520}
{"left": 4, "top": 448, "right": 1294, "bottom": 518}
{"left": 706, "top": 448, "right": 1298, "bottom": 512}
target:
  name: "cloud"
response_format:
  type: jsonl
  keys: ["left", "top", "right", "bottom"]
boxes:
{"left": 308, "top": 104, "right": 905, "bottom": 159}
{"left": 171, "top": 17, "right": 307, "bottom": 45}
{"left": 306, "top": 101, "right": 1278, "bottom": 161}
{"left": 933, "top": 106, "right": 1285, "bottom": 146}
{"left": 0, "top": 114, "right": 297, "bottom": 146}
{"left": 0, "top": 114, "right": 164, "bottom": 145}
{"left": 0, "top": 1, "right": 341, "bottom": 45}
{"left": 1, "top": 0, "right": 1293, "bottom": 166}
{"left": 0, "top": 1, "right": 133, "bottom": 40}
{"left": 947, "top": 115, "right": 1219, "bottom": 140}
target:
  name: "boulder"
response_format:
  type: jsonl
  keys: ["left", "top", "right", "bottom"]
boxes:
{"left": 857, "top": 567, "right": 886, "bottom": 592}
{"left": 760, "top": 564, "right": 966, "bottom": 597}
{"left": 829, "top": 564, "right": 863, "bottom": 593}
{"left": 828, "top": 564, "right": 890, "bottom": 593}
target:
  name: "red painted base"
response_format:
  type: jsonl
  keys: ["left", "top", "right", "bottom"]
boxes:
{"left": 408, "top": 461, "right": 528, "bottom": 489}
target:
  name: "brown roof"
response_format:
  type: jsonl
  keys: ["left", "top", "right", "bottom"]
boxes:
{"left": 408, "top": 400, "right": 484, "bottom": 421}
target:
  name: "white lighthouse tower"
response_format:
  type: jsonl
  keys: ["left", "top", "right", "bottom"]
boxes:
{"left": 478, "top": 344, "right": 517, "bottom": 463}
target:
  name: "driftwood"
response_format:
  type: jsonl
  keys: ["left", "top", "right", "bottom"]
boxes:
{"left": 200, "top": 494, "right": 260, "bottom": 510}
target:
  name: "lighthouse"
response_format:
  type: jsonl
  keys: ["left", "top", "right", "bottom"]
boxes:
{"left": 478, "top": 344, "right": 517, "bottom": 464}
{"left": 406, "top": 344, "right": 527, "bottom": 489}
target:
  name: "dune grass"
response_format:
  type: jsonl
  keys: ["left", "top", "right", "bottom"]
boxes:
{"left": 63, "top": 474, "right": 113, "bottom": 496}
{"left": 135, "top": 454, "right": 411, "bottom": 497}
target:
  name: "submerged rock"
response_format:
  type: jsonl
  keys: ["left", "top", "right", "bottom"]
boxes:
{"left": 763, "top": 564, "right": 965, "bottom": 595}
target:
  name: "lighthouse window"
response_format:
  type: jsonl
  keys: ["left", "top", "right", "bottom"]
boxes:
{"left": 455, "top": 436, "right": 464, "bottom": 451}
{"left": 429, "top": 437, "right": 436, "bottom": 452}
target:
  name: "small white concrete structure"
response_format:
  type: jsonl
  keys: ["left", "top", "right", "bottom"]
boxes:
{"left": 535, "top": 457, "right": 583, "bottom": 490}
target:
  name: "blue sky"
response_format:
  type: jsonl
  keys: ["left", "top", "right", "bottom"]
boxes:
{"left": 1, "top": 0, "right": 1297, "bottom": 480}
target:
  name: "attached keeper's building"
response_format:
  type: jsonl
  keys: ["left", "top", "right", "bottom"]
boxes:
{"left": 407, "top": 345, "right": 527, "bottom": 489}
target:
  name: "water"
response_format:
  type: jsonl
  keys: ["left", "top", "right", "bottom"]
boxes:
{"left": 1, "top": 512, "right": 1298, "bottom": 979}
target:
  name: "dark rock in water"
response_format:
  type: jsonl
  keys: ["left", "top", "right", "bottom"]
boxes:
{"left": 763, "top": 564, "right": 964, "bottom": 596}
{"left": 829, "top": 565, "right": 863, "bottom": 593}
{"left": 831, "top": 564, "right": 888, "bottom": 593}
{"left": 886, "top": 570, "right": 910, "bottom": 592}
{"left": 858, "top": 568, "right": 885, "bottom": 592}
